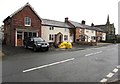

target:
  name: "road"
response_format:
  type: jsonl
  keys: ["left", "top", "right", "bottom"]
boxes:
{"left": 2, "top": 44, "right": 119, "bottom": 82}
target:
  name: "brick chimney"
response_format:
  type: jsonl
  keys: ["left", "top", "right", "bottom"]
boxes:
{"left": 65, "top": 17, "right": 69, "bottom": 23}
{"left": 81, "top": 20, "right": 85, "bottom": 24}
{"left": 91, "top": 23, "right": 94, "bottom": 26}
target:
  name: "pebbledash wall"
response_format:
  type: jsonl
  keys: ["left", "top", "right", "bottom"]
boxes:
{"left": 84, "top": 29, "right": 96, "bottom": 42}
{"left": 41, "top": 26, "right": 71, "bottom": 43}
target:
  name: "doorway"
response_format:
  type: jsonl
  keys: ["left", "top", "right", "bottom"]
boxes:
{"left": 17, "top": 31, "right": 22, "bottom": 46}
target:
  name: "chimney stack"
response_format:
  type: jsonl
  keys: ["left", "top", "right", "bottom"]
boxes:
{"left": 81, "top": 20, "right": 85, "bottom": 24}
{"left": 91, "top": 23, "right": 94, "bottom": 26}
{"left": 65, "top": 17, "right": 68, "bottom": 23}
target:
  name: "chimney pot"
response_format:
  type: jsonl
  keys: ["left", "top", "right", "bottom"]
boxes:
{"left": 81, "top": 20, "right": 85, "bottom": 24}
{"left": 91, "top": 23, "right": 94, "bottom": 26}
{"left": 65, "top": 17, "right": 68, "bottom": 22}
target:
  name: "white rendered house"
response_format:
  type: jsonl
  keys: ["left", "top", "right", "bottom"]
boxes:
{"left": 41, "top": 19, "right": 72, "bottom": 44}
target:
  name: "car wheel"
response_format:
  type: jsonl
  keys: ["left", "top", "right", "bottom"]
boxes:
{"left": 33, "top": 46, "right": 37, "bottom": 52}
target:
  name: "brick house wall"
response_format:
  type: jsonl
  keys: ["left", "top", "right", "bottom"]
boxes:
{"left": 75, "top": 28, "right": 84, "bottom": 42}
{"left": 3, "top": 4, "right": 42, "bottom": 46}
{"left": 65, "top": 17, "right": 76, "bottom": 42}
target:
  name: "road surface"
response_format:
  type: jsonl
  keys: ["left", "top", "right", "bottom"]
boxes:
{"left": 2, "top": 44, "right": 118, "bottom": 82}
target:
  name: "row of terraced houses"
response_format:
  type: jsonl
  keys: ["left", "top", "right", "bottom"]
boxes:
{"left": 3, "top": 3, "right": 115, "bottom": 47}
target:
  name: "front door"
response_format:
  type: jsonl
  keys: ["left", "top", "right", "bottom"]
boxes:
{"left": 17, "top": 31, "right": 22, "bottom": 46}
{"left": 59, "top": 35, "right": 62, "bottom": 43}
{"left": 56, "top": 32, "right": 63, "bottom": 44}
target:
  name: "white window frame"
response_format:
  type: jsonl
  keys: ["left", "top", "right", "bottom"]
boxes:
{"left": 64, "top": 35, "right": 68, "bottom": 41}
{"left": 91, "top": 30, "right": 94, "bottom": 33}
{"left": 24, "top": 17, "right": 31, "bottom": 26}
{"left": 49, "top": 26, "right": 54, "bottom": 30}
{"left": 86, "top": 30, "right": 89, "bottom": 33}
{"left": 49, "top": 34, "right": 54, "bottom": 41}
{"left": 91, "top": 36, "right": 96, "bottom": 40}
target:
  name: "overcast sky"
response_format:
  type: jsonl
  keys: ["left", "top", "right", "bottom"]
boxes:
{"left": 0, "top": 0, "right": 119, "bottom": 34}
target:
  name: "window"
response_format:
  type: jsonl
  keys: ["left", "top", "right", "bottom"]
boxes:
{"left": 91, "top": 36, "right": 96, "bottom": 40}
{"left": 29, "top": 32, "right": 32, "bottom": 37}
{"left": 49, "top": 26, "right": 54, "bottom": 30}
{"left": 64, "top": 35, "right": 68, "bottom": 40}
{"left": 24, "top": 32, "right": 37, "bottom": 39}
{"left": 80, "top": 35, "right": 85, "bottom": 41}
{"left": 79, "top": 29, "right": 82, "bottom": 33}
{"left": 24, "top": 17, "right": 31, "bottom": 26}
{"left": 65, "top": 28, "right": 68, "bottom": 32}
{"left": 49, "top": 34, "right": 54, "bottom": 40}
{"left": 91, "top": 30, "right": 94, "bottom": 33}
{"left": 33, "top": 33, "right": 37, "bottom": 37}
{"left": 86, "top": 30, "right": 89, "bottom": 33}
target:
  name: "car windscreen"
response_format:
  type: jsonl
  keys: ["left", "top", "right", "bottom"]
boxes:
{"left": 33, "top": 38, "right": 45, "bottom": 42}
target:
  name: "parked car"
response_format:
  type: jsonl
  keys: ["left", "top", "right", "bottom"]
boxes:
{"left": 23, "top": 37, "right": 49, "bottom": 52}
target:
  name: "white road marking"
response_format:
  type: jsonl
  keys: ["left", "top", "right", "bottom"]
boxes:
{"left": 100, "top": 65, "right": 119, "bottom": 82}
{"left": 113, "top": 68, "right": 118, "bottom": 73}
{"left": 100, "top": 78, "right": 108, "bottom": 82}
{"left": 106, "top": 72, "right": 114, "bottom": 78}
{"left": 85, "top": 53, "right": 94, "bottom": 56}
{"left": 23, "top": 58, "right": 75, "bottom": 73}
{"left": 85, "top": 51, "right": 102, "bottom": 57}
{"left": 94, "top": 51, "right": 102, "bottom": 54}
{"left": 116, "top": 65, "right": 120, "bottom": 68}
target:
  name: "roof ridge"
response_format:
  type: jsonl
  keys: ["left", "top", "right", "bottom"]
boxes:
{"left": 41, "top": 18, "right": 65, "bottom": 23}
{"left": 9, "top": 2, "right": 41, "bottom": 20}
{"left": 9, "top": 2, "right": 29, "bottom": 17}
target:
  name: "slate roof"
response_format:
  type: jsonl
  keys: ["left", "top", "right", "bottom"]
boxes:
{"left": 11, "top": 3, "right": 41, "bottom": 19}
{"left": 94, "top": 25, "right": 108, "bottom": 32}
{"left": 69, "top": 21, "right": 83, "bottom": 28}
{"left": 69, "top": 21, "right": 103, "bottom": 32}
{"left": 41, "top": 19, "right": 72, "bottom": 28}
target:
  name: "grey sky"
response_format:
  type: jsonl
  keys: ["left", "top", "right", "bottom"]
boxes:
{"left": 0, "top": 0, "right": 119, "bottom": 34}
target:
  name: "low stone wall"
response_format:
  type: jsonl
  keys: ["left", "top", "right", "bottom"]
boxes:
{"left": 76, "top": 41, "right": 97, "bottom": 46}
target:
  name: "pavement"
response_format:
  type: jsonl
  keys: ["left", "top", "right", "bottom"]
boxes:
{"left": 54, "top": 42, "right": 113, "bottom": 51}
{"left": 2, "top": 42, "right": 113, "bottom": 57}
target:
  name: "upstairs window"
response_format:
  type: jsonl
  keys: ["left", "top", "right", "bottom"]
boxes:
{"left": 49, "top": 26, "right": 54, "bottom": 30}
{"left": 86, "top": 30, "right": 89, "bottom": 33}
{"left": 91, "top": 30, "right": 94, "bottom": 33}
{"left": 24, "top": 17, "right": 31, "bottom": 26}
{"left": 65, "top": 28, "right": 67, "bottom": 32}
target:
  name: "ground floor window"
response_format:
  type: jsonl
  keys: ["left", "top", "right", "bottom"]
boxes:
{"left": 49, "top": 34, "right": 54, "bottom": 41}
{"left": 24, "top": 32, "right": 37, "bottom": 39}
{"left": 33, "top": 32, "right": 37, "bottom": 37}
{"left": 16, "top": 31, "right": 38, "bottom": 46}
{"left": 80, "top": 35, "right": 85, "bottom": 41}
{"left": 91, "top": 36, "right": 96, "bottom": 40}
{"left": 64, "top": 35, "right": 68, "bottom": 41}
